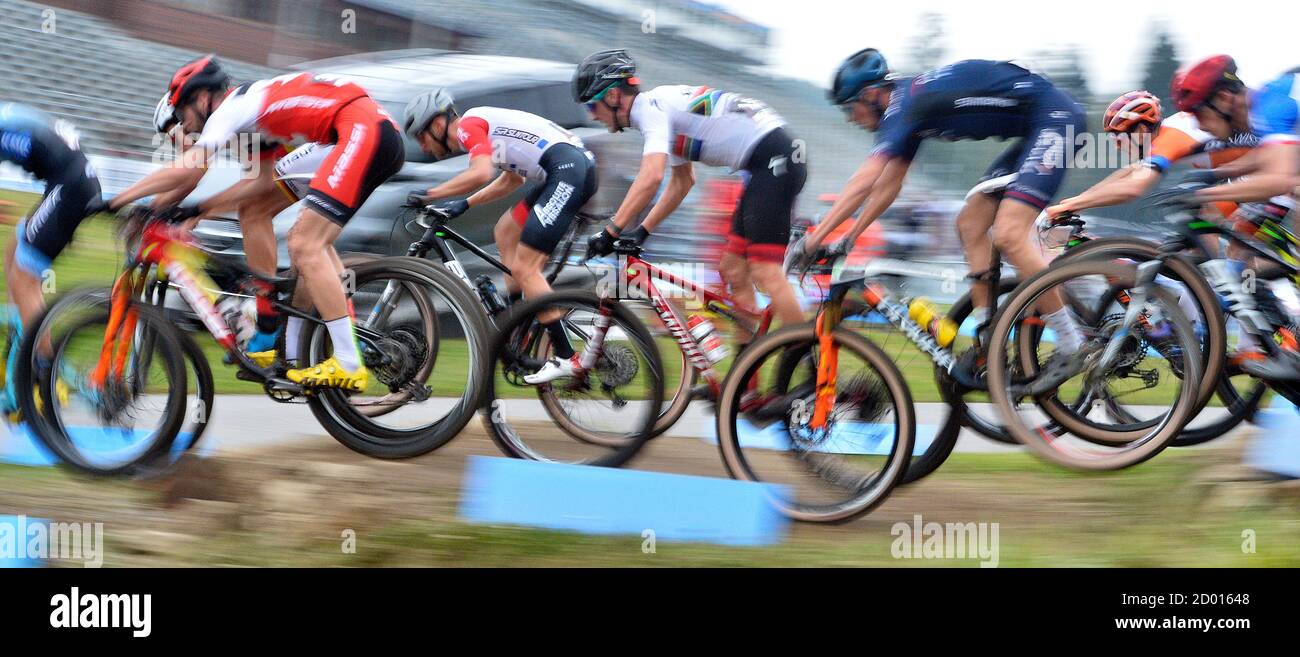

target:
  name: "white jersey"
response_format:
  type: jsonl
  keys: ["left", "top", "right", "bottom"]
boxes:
{"left": 455, "top": 106, "right": 585, "bottom": 182}
{"left": 630, "top": 85, "right": 786, "bottom": 171}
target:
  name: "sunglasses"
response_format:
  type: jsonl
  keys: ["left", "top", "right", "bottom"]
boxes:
{"left": 584, "top": 84, "right": 617, "bottom": 113}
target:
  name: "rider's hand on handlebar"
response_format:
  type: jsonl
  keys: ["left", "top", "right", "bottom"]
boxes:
{"left": 586, "top": 227, "right": 618, "bottom": 258}
{"left": 159, "top": 204, "right": 202, "bottom": 224}
{"left": 623, "top": 225, "right": 650, "bottom": 245}
{"left": 404, "top": 190, "right": 431, "bottom": 208}
{"left": 1147, "top": 182, "right": 1207, "bottom": 209}
{"left": 433, "top": 199, "right": 470, "bottom": 219}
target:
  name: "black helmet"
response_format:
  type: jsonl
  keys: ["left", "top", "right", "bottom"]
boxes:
{"left": 573, "top": 49, "right": 638, "bottom": 103}
{"left": 829, "top": 48, "right": 892, "bottom": 105}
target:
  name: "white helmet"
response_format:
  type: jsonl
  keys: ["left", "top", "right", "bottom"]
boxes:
{"left": 153, "top": 93, "right": 178, "bottom": 134}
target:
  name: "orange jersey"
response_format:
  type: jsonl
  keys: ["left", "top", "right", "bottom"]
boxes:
{"left": 1144, "top": 110, "right": 1259, "bottom": 173}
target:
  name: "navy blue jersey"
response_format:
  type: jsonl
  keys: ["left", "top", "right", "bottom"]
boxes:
{"left": 0, "top": 103, "right": 83, "bottom": 180}
{"left": 871, "top": 60, "right": 1065, "bottom": 161}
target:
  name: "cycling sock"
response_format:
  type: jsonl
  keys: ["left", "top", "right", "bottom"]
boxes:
{"left": 325, "top": 316, "right": 362, "bottom": 371}
{"left": 285, "top": 317, "right": 303, "bottom": 364}
{"left": 255, "top": 296, "right": 279, "bottom": 335}
{"left": 545, "top": 321, "right": 575, "bottom": 359}
{"left": 1043, "top": 307, "right": 1084, "bottom": 354}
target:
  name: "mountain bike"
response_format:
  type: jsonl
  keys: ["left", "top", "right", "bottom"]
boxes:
{"left": 17, "top": 207, "right": 490, "bottom": 462}
{"left": 481, "top": 235, "right": 777, "bottom": 465}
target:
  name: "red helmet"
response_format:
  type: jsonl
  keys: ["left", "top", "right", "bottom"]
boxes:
{"left": 1171, "top": 55, "right": 1243, "bottom": 112}
{"left": 1104, "top": 90, "right": 1162, "bottom": 133}
{"left": 168, "top": 55, "right": 230, "bottom": 107}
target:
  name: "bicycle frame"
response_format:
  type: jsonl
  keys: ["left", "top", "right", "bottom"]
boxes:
{"left": 597, "top": 247, "right": 772, "bottom": 394}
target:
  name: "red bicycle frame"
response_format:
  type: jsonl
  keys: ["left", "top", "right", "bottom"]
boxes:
{"left": 613, "top": 252, "right": 774, "bottom": 395}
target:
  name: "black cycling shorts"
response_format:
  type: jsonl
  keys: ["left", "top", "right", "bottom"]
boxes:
{"left": 978, "top": 88, "right": 1087, "bottom": 210}
{"left": 725, "top": 127, "right": 807, "bottom": 263}
{"left": 519, "top": 143, "right": 598, "bottom": 254}
{"left": 15, "top": 154, "right": 101, "bottom": 277}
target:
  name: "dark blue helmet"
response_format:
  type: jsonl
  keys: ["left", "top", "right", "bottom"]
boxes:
{"left": 829, "top": 48, "right": 891, "bottom": 105}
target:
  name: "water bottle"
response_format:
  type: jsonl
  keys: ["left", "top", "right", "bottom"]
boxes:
{"left": 907, "top": 297, "right": 957, "bottom": 348}
{"left": 475, "top": 275, "right": 507, "bottom": 316}
{"left": 687, "top": 315, "right": 729, "bottom": 364}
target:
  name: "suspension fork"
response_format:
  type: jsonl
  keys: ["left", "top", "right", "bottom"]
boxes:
{"left": 811, "top": 294, "right": 846, "bottom": 431}
{"left": 91, "top": 269, "right": 142, "bottom": 389}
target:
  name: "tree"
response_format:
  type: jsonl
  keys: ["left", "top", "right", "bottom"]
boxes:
{"left": 901, "top": 12, "right": 946, "bottom": 76}
{"left": 1140, "top": 26, "right": 1181, "bottom": 111}
{"left": 1044, "top": 44, "right": 1093, "bottom": 105}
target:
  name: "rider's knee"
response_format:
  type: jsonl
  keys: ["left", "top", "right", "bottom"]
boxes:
{"left": 990, "top": 220, "right": 1032, "bottom": 256}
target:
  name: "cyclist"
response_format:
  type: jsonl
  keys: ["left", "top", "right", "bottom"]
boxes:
{"left": 1047, "top": 56, "right": 1258, "bottom": 223}
{"left": 149, "top": 83, "right": 336, "bottom": 368}
{"left": 1187, "top": 66, "right": 1300, "bottom": 214}
{"left": 1048, "top": 56, "right": 1299, "bottom": 378}
{"left": 109, "top": 56, "right": 406, "bottom": 391}
{"left": 802, "top": 51, "right": 1088, "bottom": 393}
{"left": 402, "top": 89, "right": 597, "bottom": 383}
{"left": 0, "top": 103, "right": 103, "bottom": 414}
{"left": 574, "top": 49, "right": 807, "bottom": 369}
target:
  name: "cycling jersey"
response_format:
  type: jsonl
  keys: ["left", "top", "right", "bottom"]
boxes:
{"left": 1144, "top": 111, "right": 1258, "bottom": 173}
{"left": 0, "top": 104, "right": 101, "bottom": 276}
{"left": 454, "top": 107, "right": 586, "bottom": 182}
{"left": 876, "top": 60, "right": 1088, "bottom": 209}
{"left": 0, "top": 103, "right": 84, "bottom": 180}
{"left": 1250, "top": 69, "right": 1300, "bottom": 146}
{"left": 195, "top": 72, "right": 379, "bottom": 151}
{"left": 630, "top": 85, "right": 786, "bottom": 171}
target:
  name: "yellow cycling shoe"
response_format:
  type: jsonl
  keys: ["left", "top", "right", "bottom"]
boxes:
{"left": 285, "top": 356, "right": 369, "bottom": 392}
{"left": 249, "top": 350, "right": 278, "bottom": 369}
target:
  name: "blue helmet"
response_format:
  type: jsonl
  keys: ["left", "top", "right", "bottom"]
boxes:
{"left": 829, "top": 48, "right": 891, "bottom": 105}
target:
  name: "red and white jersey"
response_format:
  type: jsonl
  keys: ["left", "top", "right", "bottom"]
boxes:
{"left": 454, "top": 107, "right": 584, "bottom": 182}
{"left": 195, "top": 73, "right": 377, "bottom": 151}
{"left": 1143, "top": 110, "right": 1259, "bottom": 173}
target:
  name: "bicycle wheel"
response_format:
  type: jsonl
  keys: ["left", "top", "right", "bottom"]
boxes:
{"left": 1052, "top": 237, "right": 1252, "bottom": 445}
{"left": 482, "top": 290, "right": 664, "bottom": 467}
{"left": 985, "top": 260, "right": 1202, "bottom": 470}
{"left": 716, "top": 323, "right": 915, "bottom": 523}
{"left": 16, "top": 293, "right": 186, "bottom": 475}
{"left": 299, "top": 256, "right": 490, "bottom": 458}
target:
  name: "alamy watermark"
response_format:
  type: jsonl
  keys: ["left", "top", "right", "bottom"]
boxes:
{"left": 891, "top": 514, "right": 999, "bottom": 567}
{"left": 0, "top": 515, "right": 104, "bottom": 567}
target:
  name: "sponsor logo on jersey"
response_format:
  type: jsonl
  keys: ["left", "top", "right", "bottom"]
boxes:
{"left": 491, "top": 126, "right": 542, "bottom": 145}
{"left": 265, "top": 96, "right": 340, "bottom": 114}
{"left": 953, "top": 97, "right": 1018, "bottom": 109}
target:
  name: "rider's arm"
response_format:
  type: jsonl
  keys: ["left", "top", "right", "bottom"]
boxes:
{"left": 468, "top": 170, "right": 525, "bottom": 207}
{"left": 193, "top": 163, "right": 278, "bottom": 216}
{"left": 638, "top": 161, "right": 695, "bottom": 233}
{"left": 1050, "top": 164, "right": 1159, "bottom": 214}
{"left": 108, "top": 145, "right": 209, "bottom": 211}
{"left": 605, "top": 152, "right": 668, "bottom": 234}
{"left": 1196, "top": 143, "right": 1300, "bottom": 203}
{"left": 841, "top": 157, "right": 909, "bottom": 244}
{"left": 806, "top": 153, "right": 891, "bottom": 249}
{"left": 425, "top": 155, "right": 497, "bottom": 200}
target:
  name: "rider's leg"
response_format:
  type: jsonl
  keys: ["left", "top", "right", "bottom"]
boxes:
{"left": 239, "top": 190, "right": 293, "bottom": 358}
{"left": 748, "top": 260, "right": 802, "bottom": 326}
{"left": 494, "top": 205, "right": 525, "bottom": 299}
{"left": 718, "top": 250, "right": 756, "bottom": 340}
{"left": 992, "top": 198, "right": 1083, "bottom": 352}
{"left": 517, "top": 145, "right": 598, "bottom": 384}
{"left": 285, "top": 210, "right": 361, "bottom": 373}
{"left": 955, "top": 191, "right": 1000, "bottom": 313}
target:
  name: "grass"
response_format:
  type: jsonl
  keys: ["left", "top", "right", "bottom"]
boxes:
{"left": 3, "top": 448, "right": 1297, "bottom": 567}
